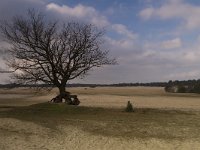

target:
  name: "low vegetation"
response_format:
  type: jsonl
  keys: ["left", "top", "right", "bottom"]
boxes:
{"left": 125, "top": 101, "right": 134, "bottom": 112}
{"left": 1, "top": 87, "right": 200, "bottom": 149}
{"left": 0, "top": 102, "right": 200, "bottom": 140}
{"left": 165, "top": 79, "right": 200, "bottom": 93}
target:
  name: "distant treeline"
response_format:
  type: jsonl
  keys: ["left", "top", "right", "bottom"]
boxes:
{"left": 0, "top": 82, "right": 168, "bottom": 88}
{"left": 110, "top": 82, "right": 167, "bottom": 87}
{"left": 2, "top": 80, "right": 200, "bottom": 92}
{"left": 0, "top": 83, "right": 53, "bottom": 89}
{"left": 165, "top": 79, "right": 200, "bottom": 93}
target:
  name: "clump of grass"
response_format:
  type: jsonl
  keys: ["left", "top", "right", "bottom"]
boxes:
{"left": 125, "top": 101, "right": 134, "bottom": 112}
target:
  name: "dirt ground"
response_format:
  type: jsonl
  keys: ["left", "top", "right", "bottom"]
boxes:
{"left": 0, "top": 87, "right": 200, "bottom": 150}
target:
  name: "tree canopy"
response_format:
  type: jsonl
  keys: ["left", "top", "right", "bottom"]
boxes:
{"left": 0, "top": 9, "right": 116, "bottom": 101}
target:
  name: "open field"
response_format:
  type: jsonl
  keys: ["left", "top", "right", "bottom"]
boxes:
{"left": 0, "top": 87, "right": 200, "bottom": 149}
{"left": 1, "top": 87, "right": 200, "bottom": 110}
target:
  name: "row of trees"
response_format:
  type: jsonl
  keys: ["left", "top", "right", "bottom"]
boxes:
{"left": 165, "top": 80, "right": 200, "bottom": 93}
{"left": 111, "top": 82, "right": 167, "bottom": 87}
{"left": 0, "top": 82, "right": 169, "bottom": 89}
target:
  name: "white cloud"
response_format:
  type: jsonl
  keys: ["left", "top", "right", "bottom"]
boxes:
{"left": 112, "top": 24, "right": 138, "bottom": 40}
{"left": 160, "top": 38, "right": 182, "bottom": 49}
{"left": 45, "top": 2, "right": 139, "bottom": 67}
{"left": 167, "top": 70, "right": 200, "bottom": 80}
{"left": 46, "top": 3, "right": 137, "bottom": 40}
{"left": 0, "top": 41, "right": 12, "bottom": 56}
{"left": 105, "top": 37, "right": 182, "bottom": 66}
{"left": 46, "top": 3, "right": 109, "bottom": 27}
{"left": 105, "top": 35, "right": 140, "bottom": 52}
{"left": 139, "top": 7, "right": 154, "bottom": 20}
{"left": 139, "top": 0, "right": 200, "bottom": 30}
{"left": 181, "top": 49, "right": 200, "bottom": 64}
{"left": 141, "top": 50, "right": 156, "bottom": 57}
{"left": 144, "top": 38, "right": 182, "bottom": 50}
{"left": 142, "top": 37, "right": 200, "bottom": 69}
{"left": 4, "top": 0, "right": 200, "bottom": 82}
{"left": 47, "top": 3, "right": 91, "bottom": 17}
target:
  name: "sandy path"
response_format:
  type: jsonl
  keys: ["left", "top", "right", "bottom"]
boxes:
{"left": 0, "top": 118, "right": 199, "bottom": 150}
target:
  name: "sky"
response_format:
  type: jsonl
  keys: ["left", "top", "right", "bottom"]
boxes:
{"left": 1, "top": 0, "right": 200, "bottom": 84}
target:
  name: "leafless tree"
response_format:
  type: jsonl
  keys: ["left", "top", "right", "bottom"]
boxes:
{"left": 0, "top": 9, "right": 116, "bottom": 103}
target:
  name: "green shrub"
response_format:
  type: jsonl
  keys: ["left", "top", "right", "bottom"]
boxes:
{"left": 125, "top": 101, "right": 134, "bottom": 112}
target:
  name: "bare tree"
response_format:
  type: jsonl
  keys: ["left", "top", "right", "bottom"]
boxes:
{"left": 0, "top": 9, "right": 116, "bottom": 104}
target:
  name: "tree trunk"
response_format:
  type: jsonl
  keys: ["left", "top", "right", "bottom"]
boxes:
{"left": 57, "top": 85, "right": 71, "bottom": 103}
{"left": 49, "top": 86, "right": 66, "bottom": 103}
{"left": 50, "top": 85, "right": 80, "bottom": 105}
{"left": 59, "top": 86, "right": 66, "bottom": 95}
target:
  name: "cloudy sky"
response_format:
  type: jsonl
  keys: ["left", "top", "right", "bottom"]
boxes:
{"left": 1, "top": 0, "right": 200, "bottom": 84}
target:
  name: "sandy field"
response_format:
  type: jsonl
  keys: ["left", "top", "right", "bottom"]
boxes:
{"left": 1, "top": 86, "right": 200, "bottom": 110}
{"left": 0, "top": 87, "right": 200, "bottom": 150}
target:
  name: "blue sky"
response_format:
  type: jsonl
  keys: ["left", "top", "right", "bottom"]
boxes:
{"left": 1, "top": 0, "right": 200, "bottom": 84}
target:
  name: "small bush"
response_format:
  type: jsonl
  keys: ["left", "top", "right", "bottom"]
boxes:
{"left": 125, "top": 101, "right": 134, "bottom": 112}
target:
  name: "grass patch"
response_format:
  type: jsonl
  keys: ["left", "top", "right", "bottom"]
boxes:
{"left": 0, "top": 102, "right": 200, "bottom": 140}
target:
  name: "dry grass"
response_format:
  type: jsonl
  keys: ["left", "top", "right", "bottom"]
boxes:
{"left": 1, "top": 87, "right": 200, "bottom": 149}
{"left": 1, "top": 87, "right": 200, "bottom": 110}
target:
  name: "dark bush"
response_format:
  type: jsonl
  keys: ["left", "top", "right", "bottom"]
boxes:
{"left": 177, "top": 86, "right": 186, "bottom": 93}
{"left": 125, "top": 101, "right": 134, "bottom": 112}
{"left": 192, "top": 84, "right": 200, "bottom": 93}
